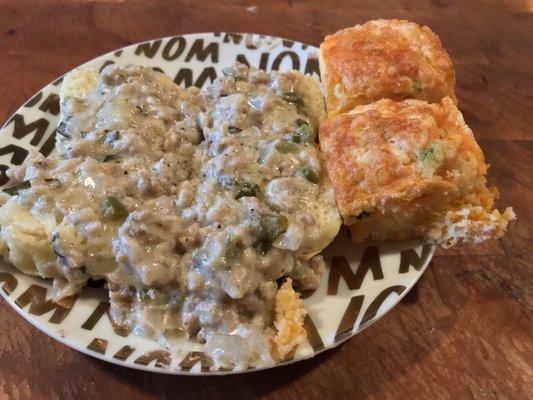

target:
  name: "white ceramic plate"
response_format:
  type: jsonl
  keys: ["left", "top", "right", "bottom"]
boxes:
{"left": 0, "top": 33, "right": 435, "bottom": 375}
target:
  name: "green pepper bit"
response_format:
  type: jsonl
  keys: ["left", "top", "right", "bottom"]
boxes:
{"left": 3, "top": 180, "right": 31, "bottom": 196}
{"left": 138, "top": 289, "right": 150, "bottom": 302}
{"left": 419, "top": 147, "right": 434, "bottom": 162}
{"left": 101, "top": 196, "right": 129, "bottom": 221}
{"left": 225, "top": 241, "right": 241, "bottom": 261}
{"left": 223, "top": 234, "right": 243, "bottom": 268}
{"left": 411, "top": 79, "right": 423, "bottom": 93}
{"left": 292, "top": 123, "right": 313, "bottom": 144}
{"left": 262, "top": 214, "right": 289, "bottom": 242}
{"left": 102, "top": 154, "right": 119, "bottom": 163}
{"left": 419, "top": 141, "right": 444, "bottom": 163}
{"left": 303, "top": 168, "right": 320, "bottom": 184}
{"left": 222, "top": 69, "right": 245, "bottom": 81}
{"left": 253, "top": 214, "right": 289, "bottom": 255}
{"left": 253, "top": 240, "right": 270, "bottom": 256}
{"left": 135, "top": 104, "right": 149, "bottom": 116}
{"left": 276, "top": 141, "right": 299, "bottom": 154}
{"left": 218, "top": 175, "right": 258, "bottom": 199}
{"left": 288, "top": 259, "right": 306, "bottom": 280}
{"left": 235, "top": 181, "right": 258, "bottom": 199}
{"left": 282, "top": 93, "right": 304, "bottom": 107}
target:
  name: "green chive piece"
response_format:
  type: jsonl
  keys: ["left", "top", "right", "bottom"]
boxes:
{"left": 100, "top": 196, "right": 128, "bottom": 221}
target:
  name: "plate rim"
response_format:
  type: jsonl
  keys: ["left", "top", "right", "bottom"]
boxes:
{"left": 0, "top": 32, "right": 436, "bottom": 375}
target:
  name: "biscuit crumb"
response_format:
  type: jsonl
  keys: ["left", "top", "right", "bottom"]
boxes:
{"left": 271, "top": 278, "right": 307, "bottom": 361}
{"left": 60, "top": 68, "right": 98, "bottom": 100}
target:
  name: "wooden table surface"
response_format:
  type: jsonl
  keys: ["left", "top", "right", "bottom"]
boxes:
{"left": 0, "top": 1, "right": 531, "bottom": 399}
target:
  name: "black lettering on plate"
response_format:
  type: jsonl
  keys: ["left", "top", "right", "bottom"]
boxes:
{"left": 0, "top": 165, "right": 9, "bottom": 186}
{"left": 223, "top": 33, "right": 243, "bottom": 44}
{"left": 134, "top": 39, "right": 163, "bottom": 58}
{"left": 194, "top": 67, "right": 217, "bottom": 88}
{"left": 0, "top": 144, "right": 29, "bottom": 165}
{"left": 15, "top": 284, "right": 77, "bottom": 324}
{"left": 99, "top": 60, "right": 115, "bottom": 73}
{"left": 174, "top": 68, "right": 193, "bottom": 87}
{"left": 174, "top": 67, "right": 216, "bottom": 88}
{"left": 334, "top": 295, "right": 365, "bottom": 343}
{"left": 6, "top": 114, "right": 49, "bottom": 146}
{"left": 272, "top": 51, "right": 300, "bottom": 71}
{"left": 399, "top": 245, "right": 433, "bottom": 273}
{"left": 135, "top": 351, "right": 171, "bottom": 368}
{"left": 304, "top": 57, "right": 320, "bottom": 76}
{"left": 235, "top": 54, "right": 250, "bottom": 66}
{"left": 52, "top": 76, "right": 63, "bottom": 86}
{"left": 179, "top": 351, "right": 213, "bottom": 372}
{"left": 24, "top": 91, "right": 43, "bottom": 108}
{"left": 282, "top": 39, "right": 295, "bottom": 48}
{"left": 39, "top": 131, "right": 56, "bottom": 157}
{"left": 185, "top": 39, "right": 219, "bottom": 63}
{"left": 38, "top": 93, "right": 60, "bottom": 116}
{"left": 359, "top": 285, "right": 406, "bottom": 329}
{"left": 0, "top": 271, "right": 17, "bottom": 295}
{"left": 328, "top": 247, "right": 383, "bottom": 295}
{"left": 259, "top": 53, "right": 269, "bottom": 71}
{"left": 162, "top": 37, "right": 186, "bottom": 61}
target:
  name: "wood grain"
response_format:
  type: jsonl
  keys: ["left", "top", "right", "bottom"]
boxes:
{"left": 0, "top": 1, "right": 531, "bottom": 399}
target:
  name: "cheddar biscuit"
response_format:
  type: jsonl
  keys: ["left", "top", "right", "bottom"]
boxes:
{"left": 319, "top": 19, "right": 456, "bottom": 114}
{"left": 319, "top": 97, "right": 515, "bottom": 247}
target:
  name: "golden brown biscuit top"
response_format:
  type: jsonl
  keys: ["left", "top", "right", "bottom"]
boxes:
{"left": 320, "top": 19, "right": 456, "bottom": 113}
{"left": 319, "top": 97, "right": 487, "bottom": 218}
